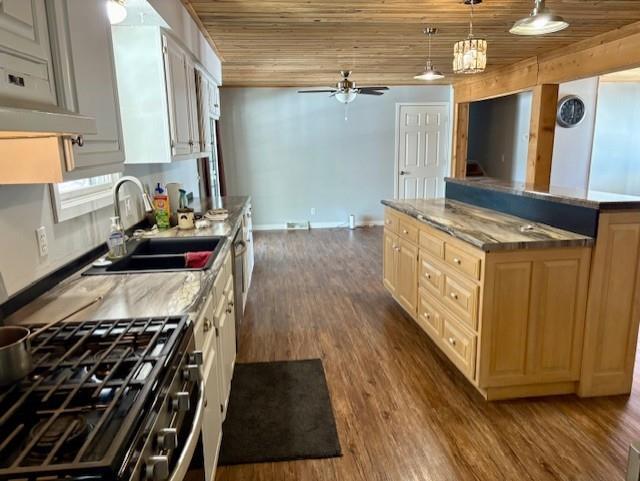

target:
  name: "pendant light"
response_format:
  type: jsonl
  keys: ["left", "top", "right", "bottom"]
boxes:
{"left": 107, "top": 0, "right": 127, "bottom": 25}
{"left": 415, "top": 28, "right": 444, "bottom": 81}
{"left": 510, "top": 0, "right": 569, "bottom": 36}
{"left": 452, "top": 0, "right": 487, "bottom": 75}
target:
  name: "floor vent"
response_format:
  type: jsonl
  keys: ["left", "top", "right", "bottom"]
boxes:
{"left": 286, "top": 221, "right": 310, "bottom": 230}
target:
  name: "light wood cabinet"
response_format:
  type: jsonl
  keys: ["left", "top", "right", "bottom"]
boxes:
{"left": 48, "top": 0, "right": 125, "bottom": 179}
{"left": 384, "top": 207, "right": 592, "bottom": 400}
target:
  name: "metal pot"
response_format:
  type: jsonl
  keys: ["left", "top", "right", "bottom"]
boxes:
{"left": 0, "top": 326, "right": 32, "bottom": 386}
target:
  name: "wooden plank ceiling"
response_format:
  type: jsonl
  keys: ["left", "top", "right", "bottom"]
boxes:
{"left": 184, "top": 0, "right": 640, "bottom": 87}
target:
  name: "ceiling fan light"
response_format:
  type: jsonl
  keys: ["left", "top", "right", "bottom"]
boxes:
{"left": 334, "top": 90, "right": 357, "bottom": 104}
{"left": 107, "top": 0, "right": 127, "bottom": 25}
{"left": 510, "top": 0, "right": 568, "bottom": 35}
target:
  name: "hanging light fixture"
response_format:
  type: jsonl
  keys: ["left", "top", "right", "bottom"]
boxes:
{"left": 452, "top": 0, "right": 487, "bottom": 75}
{"left": 107, "top": 0, "right": 127, "bottom": 25}
{"left": 510, "top": 0, "right": 569, "bottom": 36}
{"left": 415, "top": 27, "right": 444, "bottom": 81}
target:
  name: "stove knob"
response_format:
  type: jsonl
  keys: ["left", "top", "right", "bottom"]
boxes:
{"left": 157, "top": 428, "right": 178, "bottom": 451}
{"left": 145, "top": 455, "right": 169, "bottom": 481}
{"left": 171, "top": 392, "right": 190, "bottom": 412}
{"left": 189, "top": 351, "right": 204, "bottom": 366}
{"left": 182, "top": 364, "right": 201, "bottom": 382}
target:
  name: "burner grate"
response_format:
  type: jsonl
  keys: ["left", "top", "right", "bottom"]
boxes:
{"left": 0, "top": 315, "right": 189, "bottom": 481}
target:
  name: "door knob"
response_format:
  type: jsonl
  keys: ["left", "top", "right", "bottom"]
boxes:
{"left": 400, "top": 170, "right": 409, "bottom": 175}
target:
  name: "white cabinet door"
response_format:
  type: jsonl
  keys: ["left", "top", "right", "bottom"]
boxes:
{"left": 0, "top": 0, "right": 55, "bottom": 104}
{"left": 208, "top": 79, "right": 220, "bottom": 119}
{"left": 48, "top": 0, "right": 124, "bottom": 179}
{"left": 244, "top": 206, "right": 254, "bottom": 291}
{"left": 163, "top": 34, "right": 192, "bottom": 157}
{"left": 185, "top": 56, "right": 200, "bottom": 154}
{"left": 202, "top": 343, "right": 222, "bottom": 481}
{"left": 222, "top": 277, "right": 236, "bottom": 401}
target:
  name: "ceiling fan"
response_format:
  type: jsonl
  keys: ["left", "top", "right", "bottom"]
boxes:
{"left": 298, "top": 71, "right": 389, "bottom": 104}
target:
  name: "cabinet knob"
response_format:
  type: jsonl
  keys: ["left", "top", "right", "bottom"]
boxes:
{"left": 403, "top": 229, "right": 409, "bottom": 234}
{"left": 71, "top": 135, "right": 84, "bottom": 147}
{"left": 448, "top": 337, "right": 457, "bottom": 346}
{"left": 450, "top": 292, "right": 459, "bottom": 300}
{"left": 425, "top": 273, "right": 431, "bottom": 279}
{"left": 453, "top": 257, "right": 462, "bottom": 265}
{"left": 203, "top": 317, "right": 211, "bottom": 332}
{"left": 424, "top": 313, "right": 431, "bottom": 320}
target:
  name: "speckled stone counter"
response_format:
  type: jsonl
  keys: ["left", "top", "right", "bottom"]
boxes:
{"left": 6, "top": 196, "right": 250, "bottom": 326}
{"left": 445, "top": 177, "right": 640, "bottom": 210}
{"left": 382, "top": 198, "right": 594, "bottom": 252}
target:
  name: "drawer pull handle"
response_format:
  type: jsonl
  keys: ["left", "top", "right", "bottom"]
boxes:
{"left": 448, "top": 337, "right": 456, "bottom": 346}
{"left": 453, "top": 257, "right": 462, "bottom": 265}
{"left": 450, "top": 292, "right": 459, "bottom": 300}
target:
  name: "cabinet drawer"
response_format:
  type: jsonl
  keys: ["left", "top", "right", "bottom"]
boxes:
{"left": 443, "top": 274, "right": 479, "bottom": 330}
{"left": 419, "top": 254, "right": 444, "bottom": 296}
{"left": 384, "top": 209, "right": 399, "bottom": 233}
{"left": 417, "top": 289, "right": 442, "bottom": 341}
{"left": 444, "top": 243, "right": 482, "bottom": 280}
{"left": 398, "top": 218, "right": 419, "bottom": 244}
{"left": 419, "top": 230, "right": 445, "bottom": 259}
{"left": 442, "top": 317, "right": 477, "bottom": 381}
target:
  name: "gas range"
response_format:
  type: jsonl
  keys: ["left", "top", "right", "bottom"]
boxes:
{"left": 0, "top": 316, "right": 203, "bottom": 481}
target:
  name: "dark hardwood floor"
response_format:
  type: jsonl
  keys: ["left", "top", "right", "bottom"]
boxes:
{"left": 215, "top": 226, "right": 640, "bottom": 481}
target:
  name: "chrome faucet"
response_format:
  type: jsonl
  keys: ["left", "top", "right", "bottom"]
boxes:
{"left": 112, "top": 176, "right": 154, "bottom": 220}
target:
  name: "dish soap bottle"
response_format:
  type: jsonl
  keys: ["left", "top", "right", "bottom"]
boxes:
{"left": 107, "top": 216, "right": 127, "bottom": 259}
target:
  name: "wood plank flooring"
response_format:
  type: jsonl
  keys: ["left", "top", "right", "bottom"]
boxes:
{"left": 215, "top": 227, "right": 640, "bottom": 481}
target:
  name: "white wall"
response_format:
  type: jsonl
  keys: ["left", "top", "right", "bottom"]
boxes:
{"left": 220, "top": 86, "right": 452, "bottom": 229}
{"left": 550, "top": 77, "right": 599, "bottom": 190}
{"left": 467, "top": 92, "right": 532, "bottom": 182}
{"left": 589, "top": 82, "right": 640, "bottom": 195}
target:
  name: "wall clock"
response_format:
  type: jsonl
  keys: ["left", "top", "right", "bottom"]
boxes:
{"left": 557, "top": 95, "right": 586, "bottom": 128}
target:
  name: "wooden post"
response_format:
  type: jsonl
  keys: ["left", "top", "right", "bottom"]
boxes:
{"left": 526, "top": 84, "right": 559, "bottom": 188}
{"left": 451, "top": 102, "right": 469, "bottom": 178}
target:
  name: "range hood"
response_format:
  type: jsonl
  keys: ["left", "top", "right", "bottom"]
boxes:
{"left": 0, "top": 98, "right": 97, "bottom": 137}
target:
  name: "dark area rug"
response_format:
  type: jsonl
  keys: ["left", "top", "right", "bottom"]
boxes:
{"left": 217, "top": 359, "right": 342, "bottom": 466}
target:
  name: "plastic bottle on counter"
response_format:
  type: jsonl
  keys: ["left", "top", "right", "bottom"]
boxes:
{"left": 107, "top": 216, "right": 127, "bottom": 258}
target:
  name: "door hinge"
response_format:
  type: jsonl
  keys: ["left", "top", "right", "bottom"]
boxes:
{"left": 215, "top": 327, "right": 220, "bottom": 337}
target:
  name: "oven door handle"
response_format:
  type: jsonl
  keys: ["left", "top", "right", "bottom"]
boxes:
{"left": 168, "top": 382, "right": 205, "bottom": 481}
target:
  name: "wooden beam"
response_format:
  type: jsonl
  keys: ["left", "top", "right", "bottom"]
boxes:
{"left": 526, "top": 84, "right": 558, "bottom": 189}
{"left": 451, "top": 102, "right": 469, "bottom": 178}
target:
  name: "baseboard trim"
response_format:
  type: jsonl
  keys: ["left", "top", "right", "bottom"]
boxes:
{"left": 253, "top": 220, "right": 384, "bottom": 231}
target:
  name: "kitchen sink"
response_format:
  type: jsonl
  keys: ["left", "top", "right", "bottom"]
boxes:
{"left": 83, "top": 236, "right": 225, "bottom": 275}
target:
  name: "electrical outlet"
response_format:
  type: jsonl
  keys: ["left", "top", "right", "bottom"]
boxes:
{"left": 310, "top": 207, "right": 316, "bottom": 216}
{"left": 36, "top": 226, "right": 48, "bottom": 257}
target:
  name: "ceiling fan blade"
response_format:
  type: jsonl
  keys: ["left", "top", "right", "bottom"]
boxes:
{"left": 359, "top": 86, "right": 389, "bottom": 91}
{"left": 297, "top": 89, "right": 336, "bottom": 93}
{"left": 358, "top": 90, "right": 385, "bottom": 96}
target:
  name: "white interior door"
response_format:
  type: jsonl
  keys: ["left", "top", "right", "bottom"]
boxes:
{"left": 395, "top": 104, "right": 450, "bottom": 199}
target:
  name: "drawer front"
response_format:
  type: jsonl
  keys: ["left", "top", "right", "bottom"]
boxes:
{"left": 419, "top": 230, "right": 444, "bottom": 259}
{"left": 417, "top": 289, "right": 442, "bottom": 341}
{"left": 442, "top": 317, "right": 477, "bottom": 380}
{"left": 419, "top": 254, "right": 444, "bottom": 296}
{"left": 443, "top": 274, "right": 479, "bottom": 330}
{"left": 444, "top": 243, "right": 482, "bottom": 281}
{"left": 384, "top": 209, "right": 399, "bottom": 233}
{"left": 398, "top": 217, "right": 419, "bottom": 244}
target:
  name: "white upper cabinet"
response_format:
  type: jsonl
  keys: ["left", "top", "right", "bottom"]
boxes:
{"left": 0, "top": 0, "right": 56, "bottom": 104}
{"left": 208, "top": 77, "right": 220, "bottom": 119}
{"left": 113, "top": 26, "right": 212, "bottom": 164}
{"left": 47, "top": 0, "right": 125, "bottom": 179}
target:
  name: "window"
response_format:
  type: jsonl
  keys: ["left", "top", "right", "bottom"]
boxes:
{"left": 50, "top": 173, "right": 120, "bottom": 223}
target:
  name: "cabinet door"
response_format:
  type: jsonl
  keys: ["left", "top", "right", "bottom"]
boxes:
{"left": 49, "top": 0, "right": 124, "bottom": 179}
{"left": 202, "top": 345, "right": 222, "bottom": 481}
{"left": 185, "top": 56, "right": 200, "bottom": 153}
{"left": 222, "top": 276, "right": 237, "bottom": 394}
{"left": 163, "top": 34, "right": 192, "bottom": 156}
{"left": 208, "top": 79, "right": 220, "bottom": 119}
{"left": 396, "top": 237, "right": 418, "bottom": 315}
{"left": 214, "top": 293, "right": 230, "bottom": 416}
{"left": 0, "top": 0, "right": 55, "bottom": 104}
{"left": 383, "top": 229, "right": 398, "bottom": 295}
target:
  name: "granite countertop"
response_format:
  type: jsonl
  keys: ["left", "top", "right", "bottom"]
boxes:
{"left": 382, "top": 198, "right": 594, "bottom": 252}
{"left": 445, "top": 177, "right": 640, "bottom": 210}
{"left": 6, "top": 196, "right": 250, "bottom": 326}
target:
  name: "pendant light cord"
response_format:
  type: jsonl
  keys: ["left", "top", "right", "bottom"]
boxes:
{"left": 469, "top": 1, "right": 475, "bottom": 37}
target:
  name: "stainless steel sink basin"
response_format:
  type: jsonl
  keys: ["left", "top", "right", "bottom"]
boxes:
{"left": 83, "top": 236, "right": 225, "bottom": 275}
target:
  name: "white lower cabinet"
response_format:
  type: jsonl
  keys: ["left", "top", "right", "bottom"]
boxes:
{"left": 195, "top": 250, "right": 236, "bottom": 481}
